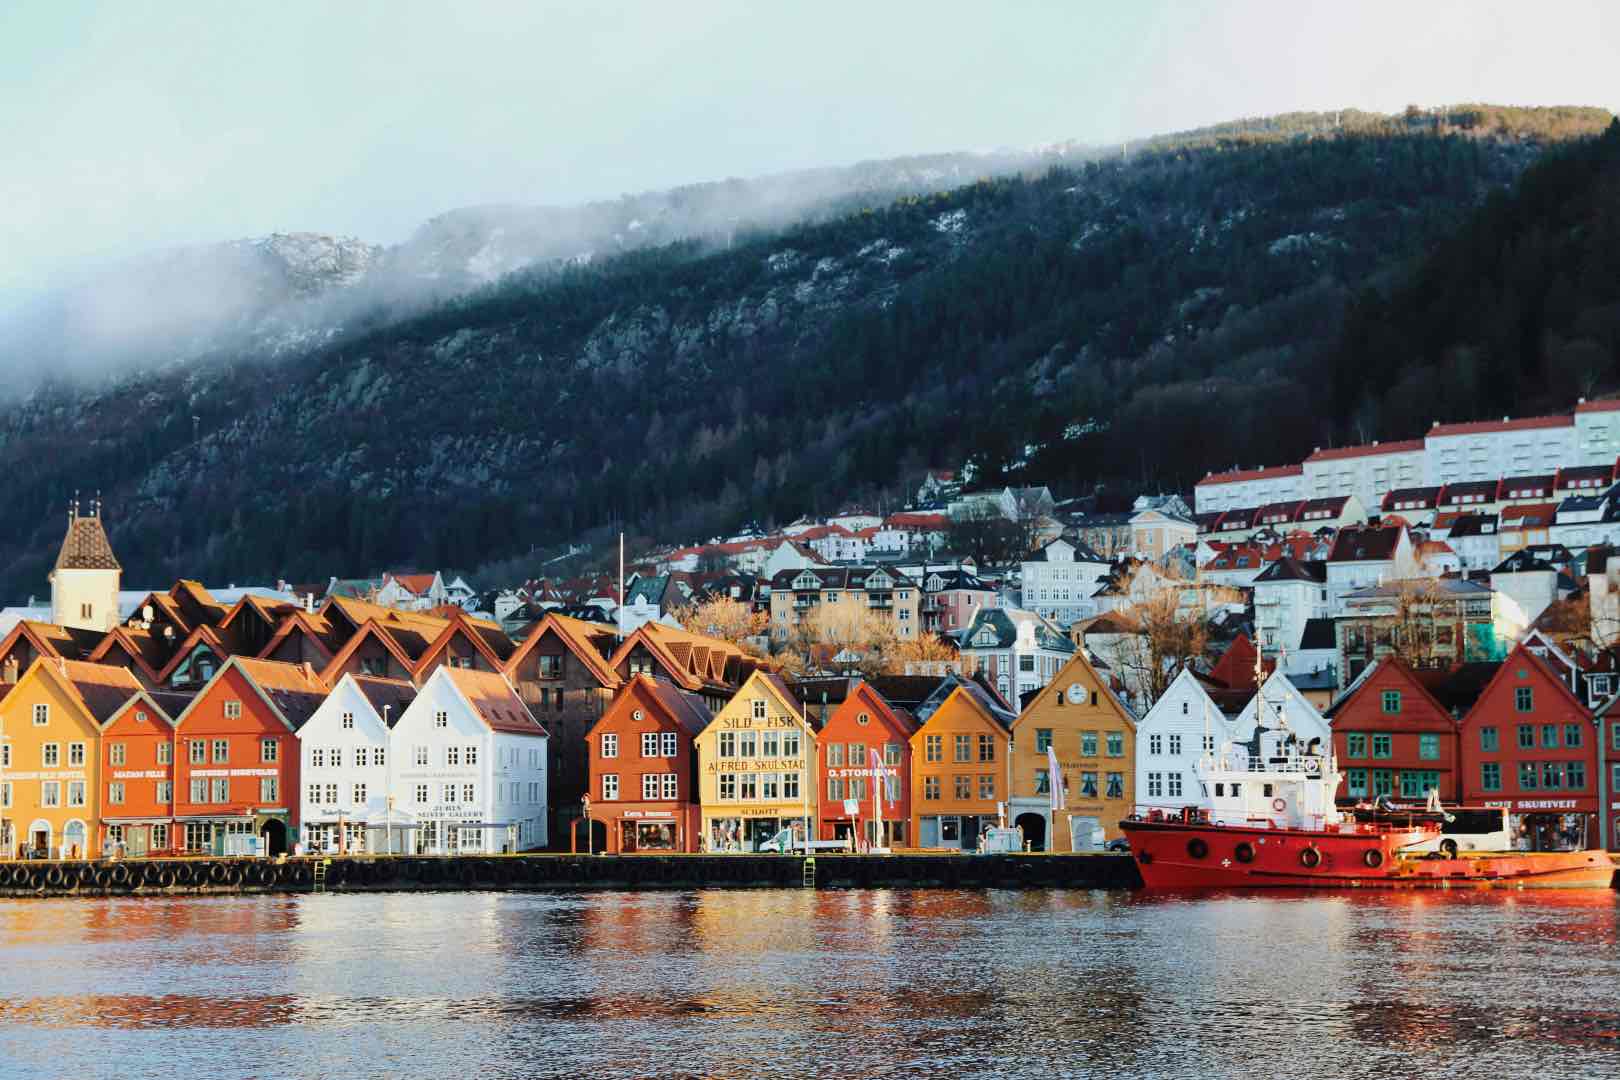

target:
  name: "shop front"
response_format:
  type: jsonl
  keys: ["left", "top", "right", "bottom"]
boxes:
{"left": 607, "top": 805, "right": 696, "bottom": 853}
{"left": 917, "top": 813, "right": 990, "bottom": 851}
{"left": 102, "top": 819, "right": 174, "bottom": 857}
{"left": 704, "top": 809, "right": 810, "bottom": 852}
{"left": 1483, "top": 798, "right": 1596, "bottom": 851}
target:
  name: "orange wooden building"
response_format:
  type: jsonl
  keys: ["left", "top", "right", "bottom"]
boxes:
{"left": 815, "top": 681, "right": 915, "bottom": 848}
{"left": 908, "top": 677, "right": 1016, "bottom": 851}
{"left": 98, "top": 688, "right": 195, "bottom": 856}
{"left": 583, "top": 675, "right": 712, "bottom": 853}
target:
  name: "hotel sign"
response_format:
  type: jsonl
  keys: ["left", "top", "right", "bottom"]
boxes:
{"left": 191, "top": 768, "right": 278, "bottom": 778}
{"left": 1484, "top": 799, "right": 1581, "bottom": 811}
{"left": 112, "top": 770, "right": 168, "bottom": 780}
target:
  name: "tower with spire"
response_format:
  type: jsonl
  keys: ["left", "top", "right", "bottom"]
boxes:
{"left": 49, "top": 494, "right": 121, "bottom": 632}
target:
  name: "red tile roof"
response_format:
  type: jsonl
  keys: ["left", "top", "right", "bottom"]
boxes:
{"left": 1196, "top": 464, "right": 1303, "bottom": 486}
{"left": 1575, "top": 398, "right": 1620, "bottom": 414}
{"left": 441, "top": 667, "right": 546, "bottom": 737}
{"left": 1429, "top": 414, "right": 1572, "bottom": 437}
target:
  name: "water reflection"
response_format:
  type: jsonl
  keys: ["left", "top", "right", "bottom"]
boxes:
{"left": 0, "top": 888, "right": 1616, "bottom": 1079}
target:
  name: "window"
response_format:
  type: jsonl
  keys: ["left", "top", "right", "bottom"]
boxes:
{"left": 447, "top": 746, "right": 461, "bottom": 767}
{"left": 752, "top": 699, "right": 767, "bottom": 721}
{"left": 978, "top": 734, "right": 995, "bottom": 762}
{"left": 954, "top": 735, "right": 971, "bottom": 763}
{"left": 462, "top": 783, "right": 474, "bottom": 803}
{"left": 1106, "top": 733, "right": 1124, "bottom": 758}
{"left": 1202, "top": 735, "right": 1215, "bottom": 753}
{"left": 261, "top": 738, "right": 278, "bottom": 763}
{"left": 32, "top": 703, "right": 48, "bottom": 726}
{"left": 341, "top": 711, "right": 354, "bottom": 730}
{"left": 1564, "top": 723, "right": 1583, "bottom": 748}
{"left": 737, "top": 732, "right": 757, "bottom": 758}
{"left": 68, "top": 741, "right": 86, "bottom": 766}
{"left": 3, "top": 782, "right": 13, "bottom": 808}
{"left": 1517, "top": 724, "right": 1535, "bottom": 750}
{"left": 190, "top": 778, "right": 209, "bottom": 803}
{"left": 1399, "top": 770, "right": 1439, "bottom": 798}
{"left": 602, "top": 734, "right": 618, "bottom": 758}
{"left": 1480, "top": 726, "right": 1498, "bottom": 753}
{"left": 260, "top": 777, "right": 278, "bottom": 802}
{"left": 762, "top": 773, "right": 782, "bottom": 800}
{"left": 224, "top": 700, "right": 242, "bottom": 720}
{"left": 42, "top": 743, "right": 59, "bottom": 767}
{"left": 923, "top": 776, "right": 940, "bottom": 801}
{"left": 643, "top": 773, "right": 660, "bottom": 800}
{"left": 739, "top": 774, "right": 757, "bottom": 800}
{"left": 1019, "top": 655, "right": 1035, "bottom": 673}
{"left": 157, "top": 742, "right": 172, "bottom": 765}
{"left": 641, "top": 732, "right": 658, "bottom": 757}
{"left": 1541, "top": 724, "right": 1558, "bottom": 749}
{"left": 925, "top": 735, "right": 942, "bottom": 762}
{"left": 156, "top": 781, "right": 172, "bottom": 803}
{"left": 1168, "top": 734, "right": 1182, "bottom": 756}
{"left": 602, "top": 774, "right": 618, "bottom": 799}
{"left": 978, "top": 775, "right": 995, "bottom": 800}
{"left": 1568, "top": 761, "right": 1587, "bottom": 790}
{"left": 954, "top": 775, "right": 972, "bottom": 799}
{"left": 661, "top": 773, "right": 678, "bottom": 799}
{"left": 109, "top": 743, "right": 126, "bottom": 766}
{"left": 1167, "top": 773, "right": 1183, "bottom": 798}
{"left": 1345, "top": 733, "right": 1366, "bottom": 758}
{"left": 413, "top": 783, "right": 428, "bottom": 804}
{"left": 414, "top": 745, "right": 429, "bottom": 766}
{"left": 1515, "top": 687, "right": 1533, "bottom": 712}
{"left": 1418, "top": 734, "right": 1439, "bottom": 760}
{"left": 783, "top": 731, "right": 801, "bottom": 758}
{"left": 1036, "top": 729, "right": 1054, "bottom": 753}
{"left": 1, "top": 745, "right": 7, "bottom": 768}
{"left": 719, "top": 773, "right": 737, "bottom": 800}
{"left": 1542, "top": 762, "right": 1564, "bottom": 790}
{"left": 1081, "top": 732, "right": 1098, "bottom": 757}
{"left": 1147, "top": 772, "right": 1163, "bottom": 798}
{"left": 827, "top": 743, "right": 845, "bottom": 767}
{"left": 1080, "top": 772, "right": 1098, "bottom": 797}
{"left": 435, "top": 711, "right": 448, "bottom": 728}
{"left": 1037, "top": 771, "right": 1052, "bottom": 795}
{"left": 1105, "top": 773, "right": 1124, "bottom": 798}
{"left": 784, "top": 771, "right": 801, "bottom": 800}
{"left": 884, "top": 742, "right": 902, "bottom": 766}
{"left": 352, "top": 783, "right": 367, "bottom": 804}
{"left": 41, "top": 781, "right": 61, "bottom": 807}
{"left": 1593, "top": 675, "right": 1612, "bottom": 697}
{"left": 1371, "top": 769, "right": 1393, "bottom": 797}
{"left": 214, "top": 779, "right": 230, "bottom": 802}
{"left": 109, "top": 782, "right": 126, "bottom": 805}
{"left": 1518, "top": 762, "right": 1538, "bottom": 790}
{"left": 1381, "top": 690, "right": 1401, "bottom": 714}
{"left": 212, "top": 739, "right": 229, "bottom": 764}
{"left": 661, "top": 732, "right": 677, "bottom": 757}
{"left": 1371, "top": 734, "right": 1392, "bottom": 759}
{"left": 1346, "top": 769, "right": 1368, "bottom": 797}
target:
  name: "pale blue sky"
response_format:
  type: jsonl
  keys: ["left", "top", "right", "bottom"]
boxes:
{"left": 2, "top": 0, "right": 1616, "bottom": 293}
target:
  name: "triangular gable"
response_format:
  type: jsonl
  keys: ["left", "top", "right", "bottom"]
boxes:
{"left": 319, "top": 619, "right": 420, "bottom": 684}
{"left": 1458, "top": 643, "right": 1588, "bottom": 731}
{"left": 1014, "top": 648, "right": 1137, "bottom": 732}
{"left": 411, "top": 613, "right": 507, "bottom": 680}
{"left": 86, "top": 626, "right": 167, "bottom": 685}
{"left": 844, "top": 679, "right": 919, "bottom": 738}
{"left": 1326, "top": 657, "right": 1455, "bottom": 725}
{"left": 11, "top": 657, "right": 131, "bottom": 737}
{"left": 101, "top": 687, "right": 184, "bottom": 732}
{"left": 172, "top": 655, "right": 314, "bottom": 733}
{"left": 257, "top": 610, "right": 340, "bottom": 664}
{"left": 790, "top": 570, "right": 823, "bottom": 590}
{"left": 503, "top": 612, "right": 621, "bottom": 688}
{"left": 155, "top": 624, "right": 229, "bottom": 685}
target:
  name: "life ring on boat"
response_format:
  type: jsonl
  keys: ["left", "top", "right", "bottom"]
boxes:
{"left": 1362, "top": 849, "right": 1385, "bottom": 869}
{"left": 1186, "top": 838, "right": 1209, "bottom": 859}
{"left": 1439, "top": 839, "right": 1459, "bottom": 859}
{"left": 1233, "top": 842, "right": 1255, "bottom": 864}
{"left": 1271, "top": 798, "right": 1287, "bottom": 813}
{"left": 1147, "top": 809, "right": 1164, "bottom": 822}
{"left": 1299, "top": 846, "right": 1322, "bottom": 869}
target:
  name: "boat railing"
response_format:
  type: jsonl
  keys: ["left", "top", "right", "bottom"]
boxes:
{"left": 1197, "top": 753, "right": 1329, "bottom": 775}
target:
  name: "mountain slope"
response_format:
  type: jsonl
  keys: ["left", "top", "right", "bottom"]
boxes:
{"left": 0, "top": 106, "right": 1612, "bottom": 594}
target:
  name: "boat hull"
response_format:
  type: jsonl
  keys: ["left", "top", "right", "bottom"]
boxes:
{"left": 1120, "top": 819, "right": 1616, "bottom": 890}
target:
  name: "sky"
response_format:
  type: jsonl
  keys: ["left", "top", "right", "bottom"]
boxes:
{"left": 2, "top": 0, "right": 1617, "bottom": 296}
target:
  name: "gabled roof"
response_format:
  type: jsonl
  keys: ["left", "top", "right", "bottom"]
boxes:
{"left": 349, "top": 674, "right": 418, "bottom": 726}
{"left": 1499, "top": 502, "right": 1558, "bottom": 527}
{"left": 1328, "top": 526, "right": 1405, "bottom": 563}
{"left": 1381, "top": 486, "right": 1441, "bottom": 510}
{"left": 1457, "top": 646, "right": 1580, "bottom": 727}
{"left": 411, "top": 612, "right": 511, "bottom": 676}
{"left": 256, "top": 609, "right": 343, "bottom": 662}
{"left": 1429, "top": 414, "right": 1572, "bottom": 437}
{"left": 1305, "top": 439, "right": 1424, "bottom": 463}
{"left": 318, "top": 618, "right": 423, "bottom": 684}
{"left": 599, "top": 673, "right": 714, "bottom": 739}
{"left": 1445, "top": 513, "right": 1498, "bottom": 538}
{"left": 86, "top": 624, "right": 171, "bottom": 683}
{"left": 225, "top": 656, "right": 329, "bottom": 730}
{"left": 154, "top": 623, "right": 230, "bottom": 684}
{"left": 608, "top": 622, "right": 760, "bottom": 693}
{"left": 1196, "top": 464, "right": 1302, "bottom": 486}
{"left": 1205, "top": 634, "right": 1274, "bottom": 691}
{"left": 168, "top": 580, "right": 228, "bottom": 628}
{"left": 1253, "top": 557, "right": 1327, "bottom": 584}
{"left": 0, "top": 619, "right": 106, "bottom": 665}
{"left": 437, "top": 666, "right": 547, "bottom": 737}
{"left": 912, "top": 673, "right": 1017, "bottom": 731}
{"left": 39, "top": 658, "right": 144, "bottom": 726}
{"left": 103, "top": 686, "right": 194, "bottom": 731}
{"left": 504, "top": 612, "right": 621, "bottom": 688}
{"left": 54, "top": 509, "right": 121, "bottom": 571}
{"left": 1026, "top": 537, "right": 1106, "bottom": 563}
{"left": 1324, "top": 656, "right": 1458, "bottom": 721}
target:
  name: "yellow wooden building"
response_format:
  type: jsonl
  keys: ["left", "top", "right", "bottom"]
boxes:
{"left": 1008, "top": 649, "right": 1137, "bottom": 849}
{"left": 908, "top": 678, "right": 1015, "bottom": 851}
{"left": 694, "top": 670, "right": 818, "bottom": 852}
{"left": 0, "top": 658, "right": 142, "bottom": 859}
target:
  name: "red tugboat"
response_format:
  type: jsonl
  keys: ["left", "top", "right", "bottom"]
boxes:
{"left": 1120, "top": 697, "right": 1614, "bottom": 891}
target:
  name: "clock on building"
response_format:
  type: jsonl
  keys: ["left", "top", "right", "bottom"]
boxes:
{"left": 1066, "top": 683, "right": 1086, "bottom": 704}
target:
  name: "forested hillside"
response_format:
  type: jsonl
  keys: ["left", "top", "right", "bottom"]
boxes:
{"left": 0, "top": 106, "right": 1612, "bottom": 594}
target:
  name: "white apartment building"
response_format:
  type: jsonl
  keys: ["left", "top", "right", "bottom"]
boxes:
{"left": 1193, "top": 465, "right": 1304, "bottom": 514}
{"left": 1020, "top": 538, "right": 1110, "bottom": 628}
{"left": 1424, "top": 416, "right": 1575, "bottom": 486}
{"left": 1251, "top": 558, "right": 1329, "bottom": 657}
{"left": 1301, "top": 440, "right": 1425, "bottom": 512}
{"left": 391, "top": 666, "right": 549, "bottom": 854}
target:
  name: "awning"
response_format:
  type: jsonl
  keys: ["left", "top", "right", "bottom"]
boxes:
{"left": 102, "top": 818, "right": 174, "bottom": 826}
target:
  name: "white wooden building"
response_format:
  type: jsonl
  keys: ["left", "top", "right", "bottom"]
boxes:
{"left": 1133, "top": 669, "right": 1242, "bottom": 814}
{"left": 296, "top": 674, "right": 417, "bottom": 854}
{"left": 390, "top": 666, "right": 549, "bottom": 854}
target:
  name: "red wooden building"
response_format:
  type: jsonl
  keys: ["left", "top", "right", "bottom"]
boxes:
{"left": 815, "top": 680, "right": 916, "bottom": 848}
{"left": 171, "top": 657, "right": 326, "bottom": 855}
{"left": 582, "top": 674, "right": 712, "bottom": 853}
{"left": 1459, "top": 644, "right": 1603, "bottom": 851}
{"left": 99, "top": 688, "right": 195, "bottom": 856}
{"left": 1326, "top": 658, "right": 1466, "bottom": 803}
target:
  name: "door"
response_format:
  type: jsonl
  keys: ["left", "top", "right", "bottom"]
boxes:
{"left": 1015, "top": 812, "right": 1046, "bottom": 852}
{"left": 127, "top": 827, "right": 149, "bottom": 857}
{"left": 259, "top": 818, "right": 288, "bottom": 857}
{"left": 919, "top": 816, "right": 939, "bottom": 848}
{"left": 63, "top": 821, "right": 87, "bottom": 860}
{"left": 1070, "top": 816, "right": 1103, "bottom": 851}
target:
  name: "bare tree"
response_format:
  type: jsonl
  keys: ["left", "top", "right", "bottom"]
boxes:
{"left": 1102, "top": 565, "right": 1235, "bottom": 709}
{"left": 672, "top": 595, "right": 768, "bottom": 655}
{"left": 775, "top": 603, "right": 899, "bottom": 679}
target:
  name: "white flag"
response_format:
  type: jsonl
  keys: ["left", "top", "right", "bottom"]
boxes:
{"left": 1047, "top": 746, "right": 1067, "bottom": 811}
{"left": 869, "top": 748, "right": 890, "bottom": 807}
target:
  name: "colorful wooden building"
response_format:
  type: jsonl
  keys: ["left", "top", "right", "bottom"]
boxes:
{"left": 1459, "top": 644, "right": 1602, "bottom": 851}
{"left": 1009, "top": 650, "right": 1137, "bottom": 849}
{"left": 695, "top": 670, "right": 815, "bottom": 852}
{"left": 0, "top": 659, "right": 141, "bottom": 859}
{"left": 1325, "top": 658, "right": 1469, "bottom": 803}
{"left": 814, "top": 680, "right": 915, "bottom": 848}
{"left": 171, "top": 657, "right": 327, "bottom": 855}
{"left": 908, "top": 676, "right": 1015, "bottom": 851}
{"left": 99, "top": 688, "right": 194, "bottom": 856}
{"left": 584, "top": 674, "right": 712, "bottom": 853}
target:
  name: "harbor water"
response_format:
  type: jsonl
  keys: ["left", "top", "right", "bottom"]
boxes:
{"left": 0, "top": 888, "right": 1616, "bottom": 1079}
